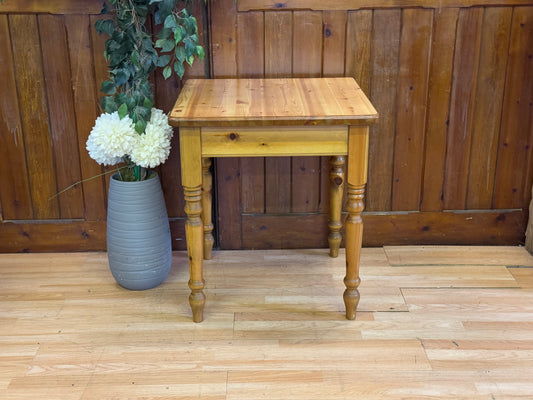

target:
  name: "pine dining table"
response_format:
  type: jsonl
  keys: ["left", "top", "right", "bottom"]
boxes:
{"left": 169, "top": 77, "right": 378, "bottom": 322}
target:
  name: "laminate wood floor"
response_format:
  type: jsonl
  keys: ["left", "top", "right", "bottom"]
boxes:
{"left": 1, "top": 246, "right": 533, "bottom": 399}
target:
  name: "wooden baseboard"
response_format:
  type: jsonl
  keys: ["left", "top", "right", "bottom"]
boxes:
{"left": 0, "top": 210, "right": 527, "bottom": 252}
{"left": 0, "top": 219, "right": 187, "bottom": 253}
{"left": 242, "top": 210, "right": 528, "bottom": 249}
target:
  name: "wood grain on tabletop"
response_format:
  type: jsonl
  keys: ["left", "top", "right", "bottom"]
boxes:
{"left": 169, "top": 78, "right": 378, "bottom": 126}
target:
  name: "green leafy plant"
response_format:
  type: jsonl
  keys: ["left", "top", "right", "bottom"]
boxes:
{"left": 95, "top": 0, "right": 204, "bottom": 133}
{"left": 89, "top": 0, "right": 205, "bottom": 181}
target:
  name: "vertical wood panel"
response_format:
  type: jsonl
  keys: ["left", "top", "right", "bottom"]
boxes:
{"left": 392, "top": 9, "right": 433, "bottom": 211}
{"left": 292, "top": 11, "right": 322, "bottom": 213}
{"left": 265, "top": 12, "right": 292, "bottom": 213}
{"left": 420, "top": 8, "right": 459, "bottom": 212}
{"left": 210, "top": 0, "right": 237, "bottom": 78}
{"left": 0, "top": 15, "right": 32, "bottom": 220}
{"left": 238, "top": 12, "right": 266, "bottom": 214}
{"left": 237, "top": 12, "right": 265, "bottom": 78}
{"left": 241, "top": 159, "right": 265, "bottom": 213}
{"left": 89, "top": 14, "right": 116, "bottom": 206}
{"left": 211, "top": 0, "right": 242, "bottom": 248}
{"left": 494, "top": 7, "right": 533, "bottom": 209}
{"left": 293, "top": 11, "right": 322, "bottom": 78}
{"left": 10, "top": 15, "right": 59, "bottom": 219}
{"left": 264, "top": 12, "right": 292, "bottom": 77}
{"left": 39, "top": 15, "right": 84, "bottom": 220}
{"left": 323, "top": 11, "right": 347, "bottom": 77}
{"left": 216, "top": 158, "right": 243, "bottom": 249}
{"left": 345, "top": 10, "right": 372, "bottom": 94}
{"left": 443, "top": 7, "right": 483, "bottom": 210}
{"left": 65, "top": 14, "right": 107, "bottom": 221}
{"left": 366, "top": 9, "right": 401, "bottom": 212}
{"left": 320, "top": 11, "right": 347, "bottom": 214}
{"left": 466, "top": 7, "right": 513, "bottom": 209}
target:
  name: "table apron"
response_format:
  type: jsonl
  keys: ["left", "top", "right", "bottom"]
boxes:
{"left": 200, "top": 126, "right": 349, "bottom": 157}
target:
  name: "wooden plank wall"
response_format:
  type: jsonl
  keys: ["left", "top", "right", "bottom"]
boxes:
{"left": 0, "top": 0, "right": 207, "bottom": 252}
{"left": 211, "top": 0, "right": 533, "bottom": 249}
{"left": 0, "top": 0, "right": 531, "bottom": 252}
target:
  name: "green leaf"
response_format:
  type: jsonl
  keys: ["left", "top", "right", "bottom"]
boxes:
{"left": 140, "top": 81, "right": 153, "bottom": 98}
{"left": 100, "top": 2, "right": 110, "bottom": 14}
{"left": 101, "top": 96, "right": 118, "bottom": 113}
{"left": 156, "top": 38, "right": 174, "bottom": 52}
{"left": 156, "top": 54, "right": 171, "bottom": 67}
{"left": 113, "top": 68, "right": 130, "bottom": 86}
{"left": 94, "top": 19, "right": 114, "bottom": 36}
{"left": 196, "top": 45, "right": 205, "bottom": 61}
{"left": 185, "top": 38, "right": 196, "bottom": 54}
{"left": 162, "top": 39, "right": 175, "bottom": 52}
{"left": 137, "top": 105, "right": 152, "bottom": 121}
{"left": 143, "top": 97, "right": 154, "bottom": 109}
{"left": 187, "top": 55, "right": 194, "bottom": 66}
{"left": 184, "top": 15, "right": 196, "bottom": 35}
{"left": 135, "top": 117, "right": 147, "bottom": 134}
{"left": 175, "top": 46, "right": 186, "bottom": 62}
{"left": 131, "top": 51, "right": 140, "bottom": 67}
{"left": 173, "top": 28, "right": 182, "bottom": 44}
{"left": 163, "top": 65, "right": 172, "bottom": 80}
{"left": 157, "top": 27, "right": 172, "bottom": 40}
{"left": 100, "top": 80, "right": 116, "bottom": 95}
{"left": 155, "top": 38, "right": 166, "bottom": 49}
{"left": 164, "top": 14, "right": 177, "bottom": 30}
{"left": 174, "top": 61, "right": 185, "bottom": 79}
{"left": 118, "top": 103, "right": 129, "bottom": 119}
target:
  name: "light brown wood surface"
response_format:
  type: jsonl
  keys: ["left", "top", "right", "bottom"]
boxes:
{"left": 170, "top": 78, "right": 378, "bottom": 127}
{"left": 200, "top": 126, "right": 349, "bottom": 157}
{"left": 1, "top": 246, "right": 533, "bottom": 398}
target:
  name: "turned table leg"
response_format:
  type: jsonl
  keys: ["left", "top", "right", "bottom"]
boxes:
{"left": 328, "top": 156, "right": 345, "bottom": 258}
{"left": 180, "top": 128, "right": 206, "bottom": 322}
{"left": 201, "top": 158, "right": 214, "bottom": 260}
{"left": 344, "top": 126, "right": 369, "bottom": 320}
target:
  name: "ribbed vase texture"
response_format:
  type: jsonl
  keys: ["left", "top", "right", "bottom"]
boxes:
{"left": 106, "top": 173, "right": 172, "bottom": 290}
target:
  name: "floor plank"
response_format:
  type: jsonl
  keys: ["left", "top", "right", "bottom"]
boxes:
{"left": 1, "top": 246, "right": 533, "bottom": 399}
{"left": 384, "top": 245, "right": 533, "bottom": 266}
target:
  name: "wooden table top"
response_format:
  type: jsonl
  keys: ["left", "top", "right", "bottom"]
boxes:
{"left": 169, "top": 78, "right": 378, "bottom": 127}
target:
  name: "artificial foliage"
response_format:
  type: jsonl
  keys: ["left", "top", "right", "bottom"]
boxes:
{"left": 95, "top": 0, "right": 204, "bottom": 134}
{"left": 88, "top": 0, "right": 205, "bottom": 181}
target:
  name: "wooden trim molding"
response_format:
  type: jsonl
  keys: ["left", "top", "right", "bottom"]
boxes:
{"left": 0, "top": 219, "right": 187, "bottom": 253}
{"left": 0, "top": 0, "right": 103, "bottom": 14}
{"left": 0, "top": 210, "right": 526, "bottom": 252}
{"left": 237, "top": 0, "right": 533, "bottom": 11}
{"left": 242, "top": 210, "right": 528, "bottom": 248}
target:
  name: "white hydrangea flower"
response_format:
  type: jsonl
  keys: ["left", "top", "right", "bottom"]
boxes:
{"left": 86, "top": 112, "right": 137, "bottom": 166}
{"left": 130, "top": 111, "right": 172, "bottom": 168}
{"left": 148, "top": 108, "right": 173, "bottom": 140}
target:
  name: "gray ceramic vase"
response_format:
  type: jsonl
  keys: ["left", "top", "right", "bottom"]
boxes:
{"left": 106, "top": 172, "right": 172, "bottom": 290}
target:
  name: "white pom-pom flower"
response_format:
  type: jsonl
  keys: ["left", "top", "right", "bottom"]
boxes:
{"left": 130, "top": 110, "right": 173, "bottom": 168}
{"left": 86, "top": 112, "right": 137, "bottom": 166}
{"left": 148, "top": 108, "right": 173, "bottom": 140}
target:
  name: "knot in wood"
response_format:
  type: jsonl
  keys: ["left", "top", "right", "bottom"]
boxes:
{"left": 228, "top": 132, "right": 239, "bottom": 141}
